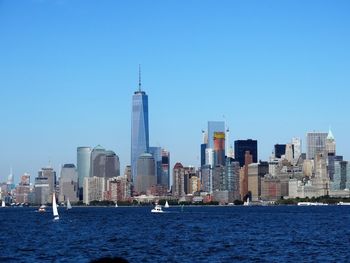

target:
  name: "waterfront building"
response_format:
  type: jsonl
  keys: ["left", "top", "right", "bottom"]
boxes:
{"left": 15, "top": 173, "right": 30, "bottom": 204}
{"left": 214, "top": 132, "right": 225, "bottom": 166}
{"left": 161, "top": 149, "right": 170, "bottom": 189}
{"left": 83, "top": 176, "right": 105, "bottom": 205}
{"left": 226, "top": 157, "right": 240, "bottom": 201}
{"left": 105, "top": 151, "right": 120, "bottom": 179}
{"left": 77, "top": 146, "right": 92, "bottom": 200}
{"left": 274, "top": 144, "right": 286, "bottom": 159}
{"left": 240, "top": 151, "right": 253, "bottom": 199}
{"left": 131, "top": 70, "right": 149, "bottom": 183}
{"left": 207, "top": 121, "right": 225, "bottom": 149}
{"left": 190, "top": 176, "right": 201, "bottom": 194}
{"left": 330, "top": 160, "right": 350, "bottom": 191}
{"left": 172, "top": 163, "right": 185, "bottom": 197}
{"left": 234, "top": 139, "right": 258, "bottom": 167}
{"left": 135, "top": 153, "right": 156, "bottom": 194}
{"left": 307, "top": 132, "right": 327, "bottom": 160}
{"left": 212, "top": 165, "right": 225, "bottom": 192}
{"left": 59, "top": 164, "right": 78, "bottom": 203}
{"left": 261, "top": 175, "right": 281, "bottom": 201}
{"left": 34, "top": 167, "right": 56, "bottom": 205}
{"left": 106, "top": 176, "right": 131, "bottom": 202}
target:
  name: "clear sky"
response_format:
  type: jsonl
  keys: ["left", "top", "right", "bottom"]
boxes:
{"left": 1, "top": 0, "right": 349, "bottom": 183}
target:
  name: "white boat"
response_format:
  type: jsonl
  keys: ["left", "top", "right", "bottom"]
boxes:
{"left": 164, "top": 201, "right": 169, "bottom": 208}
{"left": 38, "top": 205, "right": 46, "bottom": 212}
{"left": 66, "top": 198, "right": 72, "bottom": 210}
{"left": 337, "top": 202, "right": 350, "bottom": 206}
{"left": 115, "top": 202, "right": 118, "bottom": 207}
{"left": 297, "top": 202, "right": 328, "bottom": 206}
{"left": 151, "top": 204, "right": 163, "bottom": 213}
{"left": 1, "top": 200, "right": 5, "bottom": 207}
{"left": 52, "top": 193, "right": 59, "bottom": 220}
{"left": 243, "top": 198, "right": 251, "bottom": 206}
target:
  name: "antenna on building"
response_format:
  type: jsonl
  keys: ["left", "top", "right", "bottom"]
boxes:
{"left": 138, "top": 64, "right": 142, "bottom": 92}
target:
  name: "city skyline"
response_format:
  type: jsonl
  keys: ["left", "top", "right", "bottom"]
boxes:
{"left": 1, "top": 0, "right": 350, "bottom": 181}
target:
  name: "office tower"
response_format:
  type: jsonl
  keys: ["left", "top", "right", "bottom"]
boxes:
{"left": 35, "top": 167, "right": 56, "bottom": 204}
{"left": 261, "top": 176, "right": 281, "bottom": 201}
{"left": 200, "top": 143, "right": 207, "bottom": 167}
{"left": 105, "top": 151, "right": 120, "bottom": 179}
{"left": 292, "top": 137, "right": 302, "bottom": 161}
{"left": 207, "top": 121, "right": 225, "bottom": 149}
{"left": 240, "top": 151, "right": 253, "bottom": 200}
{"left": 124, "top": 165, "right": 132, "bottom": 182}
{"left": 214, "top": 132, "right": 225, "bottom": 166}
{"left": 307, "top": 132, "right": 327, "bottom": 160}
{"left": 131, "top": 69, "right": 149, "bottom": 183}
{"left": 313, "top": 153, "right": 330, "bottom": 196}
{"left": 15, "top": 173, "right": 30, "bottom": 204}
{"left": 90, "top": 145, "right": 106, "bottom": 178}
{"left": 274, "top": 144, "right": 286, "bottom": 159}
{"left": 59, "top": 164, "right": 78, "bottom": 203}
{"left": 205, "top": 148, "right": 215, "bottom": 167}
{"left": 200, "top": 165, "right": 212, "bottom": 194}
{"left": 172, "top": 163, "right": 185, "bottom": 197}
{"left": 285, "top": 144, "right": 294, "bottom": 163}
{"left": 226, "top": 157, "right": 240, "bottom": 201}
{"left": 77, "top": 146, "right": 92, "bottom": 200}
{"left": 161, "top": 149, "right": 170, "bottom": 188}
{"left": 234, "top": 139, "right": 258, "bottom": 167}
{"left": 83, "top": 176, "right": 105, "bottom": 205}
{"left": 7, "top": 168, "right": 15, "bottom": 191}
{"left": 326, "top": 129, "right": 336, "bottom": 155}
{"left": 331, "top": 161, "right": 350, "bottom": 190}
{"left": 190, "top": 176, "right": 200, "bottom": 194}
{"left": 149, "top": 147, "right": 162, "bottom": 185}
{"left": 135, "top": 153, "right": 156, "bottom": 194}
{"left": 212, "top": 165, "right": 225, "bottom": 192}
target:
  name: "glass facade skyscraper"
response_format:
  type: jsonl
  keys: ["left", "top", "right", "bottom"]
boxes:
{"left": 77, "top": 146, "right": 92, "bottom": 200}
{"left": 207, "top": 121, "right": 225, "bottom": 149}
{"left": 131, "top": 87, "right": 149, "bottom": 183}
{"left": 307, "top": 132, "right": 327, "bottom": 160}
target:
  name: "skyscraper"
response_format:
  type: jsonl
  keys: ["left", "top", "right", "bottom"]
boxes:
{"left": 307, "top": 132, "right": 327, "bottom": 160}
{"left": 59, "top": 164, "right": 78, "bottom": 203}
{"left": 213, "top": 132, "right": 225, "bottom": 166}
{"left": 135, "top": 153, "right": 156, "bottom": 194}
{"left": 90, "top": 145, "right": 106, "bottom": 178}
{"left": 207, "top": 121, "right": 225, "bottom": 149}
{"left": 77, "top": 146, "right": 92, "bottom": 200}
{"left": 131, "top": 68, "right": 149, "bottom": 183}
{"left": 234, "top": 139, "right": 258, "bottom": 167}
{"left": 161, "top": 149, "right": 170, "bottom": 188}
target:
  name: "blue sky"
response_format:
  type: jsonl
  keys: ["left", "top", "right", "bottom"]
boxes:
{"left": 1, "top": 0, "right": 349, "bottom": 182}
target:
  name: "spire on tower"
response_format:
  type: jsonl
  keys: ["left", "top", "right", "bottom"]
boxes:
{"left": 138, "top": 64, "right": 142, "bottom": 92}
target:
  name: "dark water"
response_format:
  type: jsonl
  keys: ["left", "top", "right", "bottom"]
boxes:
{"left": 1, "top": 206, "right": 350, "bottom": 262}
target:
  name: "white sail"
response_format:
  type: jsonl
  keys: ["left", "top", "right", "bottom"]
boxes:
{"left": 115, "top": 202, "right": 118, "bottom": 207}
{"left": 67, "top": 198, "right": 72, "bottom": 210}
{"left": 164, "top": 201, "right": 169, "bottom": 208}
{"left": 1, "top": 200, "right": 5, "bottom": 207}
{"left": 52, "top": 193, "right": 59, "bottom": 220}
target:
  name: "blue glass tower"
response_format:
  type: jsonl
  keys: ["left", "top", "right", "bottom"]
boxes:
{"left": 131, "top": 67, "right": 149, "bottom": 183}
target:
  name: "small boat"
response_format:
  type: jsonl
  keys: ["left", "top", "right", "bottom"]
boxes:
{"left": 67, "top": 198, "right": 72, "bottom": 210}
{"left": 243, "top": 198, "right": 251, "bottom": 206}
{"left": 164, "top": 201, "right": 169, "bottom": 208}
{"left": 1, "top": 200, "right": 5, "bottom": 207}
{"left": 38, "top": 205, "right": 46, "bottom": 212}
{"left": 52, "top": 193, "right": 59, "bottom": 220}
{"left": 151, "top": 204, "right": 163, "bottom": 213}
{"left": 115, "top": 202, "right": 118, "bottom": 207}
{"left": 337, "top": 202, "right": 350, "bottom": 206}
{"left": 297, "top": 202, "right": 328, "bottom": 206}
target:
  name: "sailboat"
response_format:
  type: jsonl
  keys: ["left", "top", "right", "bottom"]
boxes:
{"left": 52, "top": 192, "right": 59, "bottom": 220}
{"left": 1, "top": 200, "right": 5, "bottom": 207}
{"left": 115, "top": 202, "right": 118, "bottom": 207}
{"left": 164, "top": 201, "right": 169, "bottom": 208}
{"left": 66, "top": 198, "right": 72, "bottom": 210}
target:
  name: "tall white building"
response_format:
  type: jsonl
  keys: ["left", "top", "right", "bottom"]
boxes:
{"left": 292, "top": 137, "right": 302, "bottom": 162}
